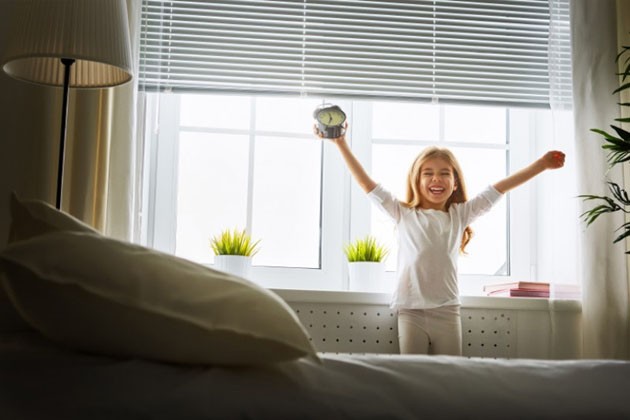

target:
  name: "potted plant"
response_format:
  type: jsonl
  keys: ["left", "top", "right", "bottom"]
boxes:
{"left": 344, "top": 235, "right": 390, "bottom": 292}
{"left": 580, "top": 42, "right": 630, "bottom": 251}
{"left": 210, "top": 228, "right": 261, "bottom": 280}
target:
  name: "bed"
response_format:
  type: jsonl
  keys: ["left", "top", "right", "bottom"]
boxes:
{"left": 1, "top": 194, "right": 629, "bottom": 419}
{"left": 2, "top": 329, "right": 630, "bottom": 420}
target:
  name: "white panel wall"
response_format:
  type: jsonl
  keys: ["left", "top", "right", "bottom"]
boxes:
{"left": 276, "top": 290, "right": 582, "bottom": 359}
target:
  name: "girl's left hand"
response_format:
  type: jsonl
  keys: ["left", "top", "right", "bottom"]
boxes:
{"left": 541, "top": 150, "right": 565, "bottom": 169}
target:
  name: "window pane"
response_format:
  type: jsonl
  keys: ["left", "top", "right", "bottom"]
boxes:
{"left": 175, "top": 132, "right": 249, "bottom": 264}
{"left": 371, "top": 144, "right": 417, "bottom": 271}
{"left": 180, "top": 94, "right": 250, "bottom": 129}
{"left": 370, "top": 144, "right": 507, "bottom": 275}
{"left": 372, "top": 101, "right": 439, "bottom": 140}
{"left": 444, "top": 105, "right": 506, "bottom": 144}
{"left": 252, "top": 136, "right": 322, "bottom": 268}
{"left": 256, "top": 96, "right": 324, "bottom": 134}
{"left": 448, "top": 147, "right": 507, "bottom": 275}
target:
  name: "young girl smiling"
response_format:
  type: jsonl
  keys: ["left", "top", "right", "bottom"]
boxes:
{"left": 317, "top": 124, "right": 565, "bottom": 356}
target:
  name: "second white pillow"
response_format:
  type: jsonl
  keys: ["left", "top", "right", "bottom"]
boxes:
{"left": 0, "top": 231, "right": 317, "bottom": 366}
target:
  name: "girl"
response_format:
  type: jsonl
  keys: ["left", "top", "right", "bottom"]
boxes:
{"left": 316, "top": 123, "right": 565, "bottom": 356}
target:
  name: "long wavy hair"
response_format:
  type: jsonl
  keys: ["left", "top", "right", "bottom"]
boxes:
{"left": 404, "top": 146, "right": 473, "bottom": 253}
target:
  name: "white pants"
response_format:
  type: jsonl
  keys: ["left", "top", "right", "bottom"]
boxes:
{"left": 397, "top": 305, "right": 462, "bottom": 356}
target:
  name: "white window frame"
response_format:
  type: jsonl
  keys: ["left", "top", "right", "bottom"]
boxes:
{"left": 143, "top": 93, "right": 351, "bottom": 290}
{"left": 141, "top": 93, "right": 544, "bottom": 295}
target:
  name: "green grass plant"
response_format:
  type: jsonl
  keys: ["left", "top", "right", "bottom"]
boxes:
{"left": 210, "top": 228, "right": 261, "bottom": 257}
{"left": 344, "top": 235, "right": 389, "bottom": 262}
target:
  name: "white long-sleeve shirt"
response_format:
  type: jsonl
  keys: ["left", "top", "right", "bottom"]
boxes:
{"left": 367, "top": 184, "right": 503, "bottom": 309}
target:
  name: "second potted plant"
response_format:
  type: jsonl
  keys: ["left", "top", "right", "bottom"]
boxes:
{"left": 344, "top": 235, "right": 389, "bottom": 292}
{"left": 210, "top": 228, "right": 261, "bottom": 280}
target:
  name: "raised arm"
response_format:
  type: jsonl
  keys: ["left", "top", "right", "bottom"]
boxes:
{"left": 493, "top": 151, "right": 565, "bottom": 194}
{"left": 315, "top": 124, "right": 377, "bottom": 193}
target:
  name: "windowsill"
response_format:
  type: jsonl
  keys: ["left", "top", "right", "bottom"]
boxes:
{"left": 272, "top": 288, "right": 582, "bottom": 312}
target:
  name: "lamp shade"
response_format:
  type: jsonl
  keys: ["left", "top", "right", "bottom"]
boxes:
{"left": 1, "top": 0, "right": 133, "bottom": 88}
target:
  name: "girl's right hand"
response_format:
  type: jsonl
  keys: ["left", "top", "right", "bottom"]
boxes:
{"left": 313, "top": 122, "right": 349, "bottom": 146}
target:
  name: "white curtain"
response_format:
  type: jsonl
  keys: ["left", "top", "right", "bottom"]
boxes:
{"left": 107, "top": 0, "right": 142, "bottom": 241}
{"left": 536, "top": 0, "right": 581, "bottom": 359}
{"left": 0, "top": 0, "right": 142, "bottom": 244}
{"left": 571, "top": 0, "right": 630, "bottom": 359}
{"left": 61, "top": 0, "right": 142, "bottom": 241}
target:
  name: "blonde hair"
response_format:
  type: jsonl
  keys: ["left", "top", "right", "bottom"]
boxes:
{"left": 404, "top": 146, "right": 473, "bottom": 253}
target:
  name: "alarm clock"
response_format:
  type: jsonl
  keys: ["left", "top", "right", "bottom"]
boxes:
{"left": 313, "top": 104, "right": 346, "bottom": 138}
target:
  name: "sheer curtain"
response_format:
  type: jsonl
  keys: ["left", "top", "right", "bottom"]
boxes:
{"left": 536, "top": 0, "right": 581, "bottom": 359}
{"left": 571, "top": 0, "right": 630, "bottom": 359}
{"left": 62, "top": 0, "right": 142, "bottom": 241}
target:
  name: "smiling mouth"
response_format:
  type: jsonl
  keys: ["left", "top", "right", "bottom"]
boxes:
{"left": 429, "top": 187, "right": 445, "bottom": 194}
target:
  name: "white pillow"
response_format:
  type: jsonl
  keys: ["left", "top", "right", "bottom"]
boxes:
{"left": 0, "top": 193, "right": 99, "bottom": 332}
{"left": 0, "top": 231, "right": 317, "bottom": 366}
{"left": 7, "top": 191, "right": 98, "bottom": 243}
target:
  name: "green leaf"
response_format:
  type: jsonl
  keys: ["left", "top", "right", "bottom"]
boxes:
{"left": 615, "top": 117, "right": 630, "bottom": 123}
{"left": 601, "top": 137, "right": 627, "bottom": 148}
{"left": 616, "top": 46, "right": 630, "bottom": 62}
{"left": 608, "top": 182, "right": 630, "bottom": 206}
{"left": 613, "top": 223, "right": 630, "bottom": 244}
{"left": 578, "top": 194, "right": 604, "bottom": 200}
{"left": 611, "top": 125, "right": 630, "bottom": 142}
{"left": 613, "top": 82, "right": 630, "bottom": 95}
{"left": 579, "top": 192, "right": 625, "bottom": 226}
{"left": 591, "top": 128, "right": 620, "bottom": 141}
{"left": 606, "top": 152, "right": 630, "bottom": 166}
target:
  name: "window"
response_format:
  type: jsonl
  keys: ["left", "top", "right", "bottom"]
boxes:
{"left": 138, "top": 0, "right": 573, "bottom": 294}
{"left": 145, "top": 94, "right": 348, "bottom": 290}
{"left": 142, "top": 93, "right": 562, "bottom": 294}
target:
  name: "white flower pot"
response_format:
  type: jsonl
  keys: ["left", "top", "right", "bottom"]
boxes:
{"left": 214, "top": 255, "right": 252, "bottom": 280}
{"left": 347, "top": 261, "right": 388, "bottom": 293}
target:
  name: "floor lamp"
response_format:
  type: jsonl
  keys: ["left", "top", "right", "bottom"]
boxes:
{"left": 0, "top": 0, "right": 133, "bottom": 210}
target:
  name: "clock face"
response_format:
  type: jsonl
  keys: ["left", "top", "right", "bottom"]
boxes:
{"left": 315, "top": 106, "right": 346, "bottom": 127}
{"left": 313, "top": 104, "right": 347, "bottom": 138}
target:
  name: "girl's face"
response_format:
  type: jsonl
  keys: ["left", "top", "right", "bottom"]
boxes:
{"left": 418, "top": 157, "right": 457, "bottom": 211}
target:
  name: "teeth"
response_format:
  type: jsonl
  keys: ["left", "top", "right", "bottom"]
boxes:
{"left": 429, "top": 187, "right": 444, "bottom": 193}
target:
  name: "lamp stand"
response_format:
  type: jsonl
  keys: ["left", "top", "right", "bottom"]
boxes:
{"left": 56, "top": 58, "right": 75, "bottom": 210}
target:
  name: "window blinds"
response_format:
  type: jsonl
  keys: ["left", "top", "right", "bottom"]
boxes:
{"left": 140, "top": 0, "right": 571, "bottom": 108}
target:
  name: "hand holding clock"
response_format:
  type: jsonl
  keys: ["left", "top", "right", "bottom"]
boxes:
{"left": 312, "top": 104, "right": 376, "bottom": 192}
{"left": 313, "top": 121, "right": 348, "bottom": 145}
{"left": 313, "top": 104, "right": 347, "bottom": 139}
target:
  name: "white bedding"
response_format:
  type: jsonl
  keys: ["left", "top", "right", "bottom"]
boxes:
{"left": 1, "top": 331, "right": 629, "bottom": 420}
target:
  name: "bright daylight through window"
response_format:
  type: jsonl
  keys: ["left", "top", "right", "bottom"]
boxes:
{"left": 139, "top": 0, "right": 573, "bottom": 294}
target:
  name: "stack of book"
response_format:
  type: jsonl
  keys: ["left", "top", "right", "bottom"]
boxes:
{"left": 483, "top": 281, "right": 550, "bottom": 298}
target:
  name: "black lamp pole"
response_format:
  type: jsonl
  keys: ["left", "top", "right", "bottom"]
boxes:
{"left": 56, "top": 57, "right": 75, "bottom": 210}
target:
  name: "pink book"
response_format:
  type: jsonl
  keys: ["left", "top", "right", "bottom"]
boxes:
{"left": 488, "top": 288, "right": 550, "bottom": 298}
{"left": 483, "top": 281, "right": 550, "bottom": 294}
